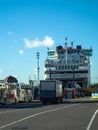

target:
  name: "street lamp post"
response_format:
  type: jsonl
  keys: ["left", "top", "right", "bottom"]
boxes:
{"left": 36, "top": 52, "right": 40, "bottom": 84}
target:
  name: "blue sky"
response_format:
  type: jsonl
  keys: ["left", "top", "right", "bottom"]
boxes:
{"left": 0, "top": 0, "right": 98, "bottom": 84}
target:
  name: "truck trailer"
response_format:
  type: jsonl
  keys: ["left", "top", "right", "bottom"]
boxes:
{"left": 40, "top": 80, "right": 63, "bottom": 104}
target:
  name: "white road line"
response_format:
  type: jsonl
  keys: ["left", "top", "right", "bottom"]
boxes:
{"left": 86, "top": 109, "right": 98, "bottom": 130}
{"left": 0, "top": 104, "right": 79, "bottom": 129}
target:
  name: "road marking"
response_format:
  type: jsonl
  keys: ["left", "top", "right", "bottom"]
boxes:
{"left": 86, "top": 108, "right": 98, "bottom": 130}
{"left": 0, "top": 104, "right": 79, "bottom": 129}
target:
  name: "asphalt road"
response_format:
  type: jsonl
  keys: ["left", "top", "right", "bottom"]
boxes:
{"left": 0, "top": 98, "right": 98, "bottom": 130}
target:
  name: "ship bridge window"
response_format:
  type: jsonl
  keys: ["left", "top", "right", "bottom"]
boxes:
{"left": 65, "top": 65, "right": 67, "bottom": 69}
{"left": 47, "top": 51, "right": 55, "bottom": 56}
{"left": 71, "top": 65, "right": 79, "bottom": 69}
{"left": 58, "top": 65, "right": 79, "bottom": 70}
{"left": 68, "top": 65, "right": 70, "bottom": 69}
{"left": 62, "top": 65, "right": 64, "bottom": 69}
{"left": 71, "top": 65, "right": 73, "bottom": 69}
{"left": 84, "top": 51, "right": 92, "bottom": 56}
{"left": 55, "top": 66, "right": 57, "bottom": 70}
{"left": 74, "top": 65, "right": 77, "bottom": 69}
{"left": 76, "top": 65, "right": 79, "bottom": 69}
{"left": 59, "top": 65, "right": 61, "bottom": 70}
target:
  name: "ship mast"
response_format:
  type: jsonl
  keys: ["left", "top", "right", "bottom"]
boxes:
{"left": 65, "top": 37, "right": 68, "bottom": 64}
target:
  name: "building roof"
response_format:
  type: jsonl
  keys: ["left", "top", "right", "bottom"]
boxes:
{"left": 4, "top": 76, "right": 18, "bottom": 83}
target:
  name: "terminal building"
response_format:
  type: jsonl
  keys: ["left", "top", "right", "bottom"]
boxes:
{"left": 44, "top": 39, "right": 92, "bottom": 89}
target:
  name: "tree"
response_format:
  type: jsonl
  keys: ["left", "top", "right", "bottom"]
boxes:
{"left": 29, "top": 80, "right": 34, "bottom": 85}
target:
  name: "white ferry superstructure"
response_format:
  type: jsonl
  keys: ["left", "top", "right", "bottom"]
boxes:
{"left": 44, "top": 41, "right": 92, "bottom": 88}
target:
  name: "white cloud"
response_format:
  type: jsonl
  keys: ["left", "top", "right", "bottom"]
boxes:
{"left": 23, "top": 36, "right": 55, "bottom": 48}
{"left": 19, "top": 50, "right": 24, "bottom": 55}
{"left": 90, "top": 61, "right": 93, "bottom": 65}
{"left": 0, "top": 69, "right": 2, "bottom": 74}
{"left": 8, "top": 32, "right": 13, "bottom": 35}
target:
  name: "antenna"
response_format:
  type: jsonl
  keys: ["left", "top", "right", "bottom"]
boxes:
{"left": 65, "top": 37, "right": 68, "bottom": 48}
{"left": 71, "top": 41, "right": 75, "bottom": 47}
{"left": 65, "top": 37, "right": 68, "bottom": 64}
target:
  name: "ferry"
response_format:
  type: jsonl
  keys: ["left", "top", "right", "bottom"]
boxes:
{"left": 44, "top": 38, "right": 92, "bottom": 90}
